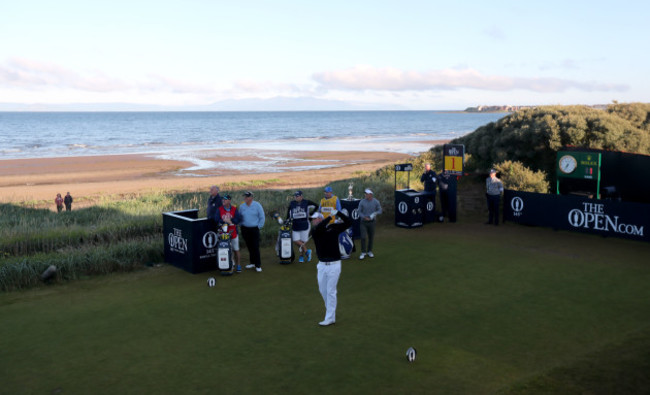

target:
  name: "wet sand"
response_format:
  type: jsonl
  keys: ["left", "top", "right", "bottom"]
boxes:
{"left": 0, "top": 141, "right": 446, "bottom": 206}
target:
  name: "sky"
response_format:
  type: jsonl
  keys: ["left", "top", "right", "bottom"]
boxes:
{"left": 0, "top": 0, "right": 648, "bottom": 110}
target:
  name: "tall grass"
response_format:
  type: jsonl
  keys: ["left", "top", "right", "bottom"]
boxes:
{"left": 0, "top": 237, "right": 162, "bottom": 291}
{"left": 1, "top": 174, "right": 401, "bottom": 291}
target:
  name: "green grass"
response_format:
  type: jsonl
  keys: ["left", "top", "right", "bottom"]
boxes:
{"left": 2, "top": 221, "right": 649, "bottom": 394}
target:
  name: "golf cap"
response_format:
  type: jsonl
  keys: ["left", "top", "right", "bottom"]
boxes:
{"left": 294, "top": 190, "right": 303, "bottom": 197}
{"left": 324, "top": 186, "right": 333, "bottom": 193}
{"left": 311, "top": 212, "right": 324, "bottom": 219}
{"left": 243, "top": 191, "right": 254, "bottom": 197}
{"left": 489, "top": 169, "right": 497, "bottom": 174}
{"left": 364, "top": 188, "right": 373, "bottom": 194}
{"left": 223, "top": 194, "right": 231, "bottom": 200}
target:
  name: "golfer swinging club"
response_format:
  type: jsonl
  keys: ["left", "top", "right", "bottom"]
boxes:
{"left": 310, "top": 208, "right": 352, "bottom": 326}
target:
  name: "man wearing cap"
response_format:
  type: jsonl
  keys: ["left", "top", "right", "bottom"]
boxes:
{"left": 286, "top": 190, "right": 318, "bottom": 263}
{"left": 217, "top": 195, "right": 243, "bottom": 272}
{"left": 318, "top": 186, "right": 342, "bottom": 224}
{"left": 485, "top": 169, "right": 504, "bottom": 226}
{"left": 239, "top": 191, "right": 265, "bottom": 272}
{"left": 310, "top": 209, "right": 352, "bottom": 326}
{"left": 207, "top": 185, "right": 223, "bottom": 224}
{"left": 357, "top": 188, "right": 382, "bottom": 259}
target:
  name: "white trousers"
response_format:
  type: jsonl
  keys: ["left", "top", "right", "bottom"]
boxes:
{"left": 317, "top": 261, "right": 341, "bottom": 322}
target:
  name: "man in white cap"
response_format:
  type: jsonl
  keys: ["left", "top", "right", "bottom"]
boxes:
{"left": 485, "top": 169, "right": 504, "bottom": 225}
{"left": 356, "top": 188, "right": 382, "bottom": 259}
{"left": 310, "top": 209, "right": 352, "bottom": 326}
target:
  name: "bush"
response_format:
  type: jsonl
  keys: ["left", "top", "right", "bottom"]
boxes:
{"left": 495, "top": 160, "right": 550, "bottom": 193}
{"left": 453, "top": 104, "right": 650, "bottom": 178}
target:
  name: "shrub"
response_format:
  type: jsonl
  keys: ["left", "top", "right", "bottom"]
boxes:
{"left": 453, "top": 104, "right": 650, "bottom": 177}
{"left": 494, "top": 160, "right": 550, "bottom": 193}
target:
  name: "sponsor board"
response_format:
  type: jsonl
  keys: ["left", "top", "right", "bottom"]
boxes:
{"left": 504, "top": 190, "right": 649, "bottom": 242}
{"left": 163, "top": 209, "right": 219, "bottom": 274}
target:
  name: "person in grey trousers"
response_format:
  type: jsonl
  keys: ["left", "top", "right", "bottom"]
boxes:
{"left": 357, "top": 188, "right": 382, "bottom": 259}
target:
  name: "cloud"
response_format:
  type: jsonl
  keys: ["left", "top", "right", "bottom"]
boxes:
{"left": 483, "top": 25, "right": 506, "bottom": 40}
{"left": 312, "top": 65, "right": 629, "bottom": 93}
{"left": 228, "top": 79, "right": 330, "bottom": 98}
{"left": 0, "top": 58, "right": 215, "bottom": 95}
{"left": 231, "top": 80, "right": 304, "bottom": 94}
{"left": 138, "top": 74, "right": 215, "bottom": 94}
{"left": 0, "top": 58, "right": 131, "bottom": 92}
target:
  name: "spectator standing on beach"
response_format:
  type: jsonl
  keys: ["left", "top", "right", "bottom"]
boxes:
{"left": 310, "top": 209, "right": 352, "bottom": 326}
{"left": 318, "top": 186, "right": 341, "bottom": 224}
{"left": 357, "top": 188, "right": 382, "bottom": 260}
{"left": 217, "top": 194, "right": 243, "bottom": 273}
{"left": 55, "top": 193, "right": 64, "bottom": 213}
{"left": 207, "top": 185, "right": 223, "bottom": 223}
{"left": 286, "top": 190, "right": 318, "bottom": 263}
{"left": 239, "top": 191, "right": 265, "bottom": 272}
{"left": 64, "top": 192, "right": 73, "bottom": 211}
{"left": 486, "top": 169, "right": 504, "bottom": 226}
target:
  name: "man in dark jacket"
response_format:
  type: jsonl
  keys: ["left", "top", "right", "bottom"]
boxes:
{"left": 286, "top": 190, "right": 318, "bottom": 262}
{"left": 64, "top": 192, "right": 73, "bottom": 211}
{"left": 207, "top": 185, "right": 223, "bottom": 223}
{"left": 310, "top": 209, "right": 352, "bottom": 326}
{"left": 437, "top": 170, "right": 458, "bottom": 222}
{"left": 420, "top": 163, "right": 438, "bottom": 194}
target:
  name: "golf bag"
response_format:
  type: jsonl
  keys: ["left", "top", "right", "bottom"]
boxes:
{"left": 216, "top": 224, "right": 235, "bottom": 276}
{"left": 275, "top": 218, "right": 295, "bottom": 264}
{"left": 339, "top": 228, "right": 354, "bottom": 260}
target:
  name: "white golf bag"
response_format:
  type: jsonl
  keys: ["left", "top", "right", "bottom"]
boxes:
{"left": 275, "top": 218, "right": 295, "bottom": 264}
{"left": 217, "top": 224, "right": 235, "bottom": 275}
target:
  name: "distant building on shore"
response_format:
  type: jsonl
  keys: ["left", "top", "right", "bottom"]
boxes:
{"left": 465, "top": 104, "right": 609, "bottom": 113}
{"left": 464, "top": 105, "right": 532, "bottom": 113}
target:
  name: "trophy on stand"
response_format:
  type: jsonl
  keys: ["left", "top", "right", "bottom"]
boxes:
{"left": 347, "top": 182, "right": 354, "bottom": 200}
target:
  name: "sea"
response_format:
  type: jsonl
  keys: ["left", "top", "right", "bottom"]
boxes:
{"left": 0, "top": 111, "right": 506, "bottom": 174}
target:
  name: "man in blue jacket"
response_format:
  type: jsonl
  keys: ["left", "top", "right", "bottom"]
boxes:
{"left": 239, "top": 191, "right": 265, "bottom": 272}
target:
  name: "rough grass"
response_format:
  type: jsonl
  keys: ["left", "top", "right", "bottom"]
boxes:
{"left": 1, "top": 220, "right": 649, "bottom": 394}
{"left": 0, "top": 178, "right": 398, "bottom": 290}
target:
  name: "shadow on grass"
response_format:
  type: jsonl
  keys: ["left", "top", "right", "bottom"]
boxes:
{"left": 501, "top": 328, "right": 650, "bottom": 394}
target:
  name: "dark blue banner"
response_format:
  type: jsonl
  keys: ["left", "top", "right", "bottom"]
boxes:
{"left": 163, "top": 209, "right": 217, "bottom": 274}
{"left": 504, "top": 190, "right": 649, "bottom": 243}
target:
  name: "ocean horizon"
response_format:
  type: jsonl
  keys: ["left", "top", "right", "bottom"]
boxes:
{"left": 1, "top": 111, "right": 508, "bottom": 175}
{"left": 0, "top": 111, "right": 506, "bottom": 161}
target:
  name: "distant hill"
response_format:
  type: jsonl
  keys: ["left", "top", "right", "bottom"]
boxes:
{"left": 0, "top": 97, "right": 407, "bottom": 112}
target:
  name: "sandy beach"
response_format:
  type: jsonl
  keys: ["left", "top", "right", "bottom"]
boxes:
{"left": 0, "top": 141, "right": 445, "bottom": 206}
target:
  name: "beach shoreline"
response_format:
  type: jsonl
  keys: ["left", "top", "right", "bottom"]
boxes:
{"left": 0, "top": 141, "right": 446, "bottom": 206}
